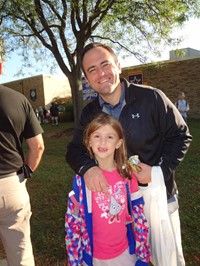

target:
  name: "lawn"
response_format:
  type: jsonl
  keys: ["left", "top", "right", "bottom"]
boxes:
{"left": 0, "top": 119, "right": 199, "bottom": 266}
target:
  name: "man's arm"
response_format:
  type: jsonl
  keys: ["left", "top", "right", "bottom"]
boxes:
{"left": 66, "top": 102, "right": 100, "bottom": 176}
{"left": 66, "top": 128, "right": 98, "bottom": 176}
{"left": 156, "top": 89, "right": 192, "bottom": 180}
{"left": 25, "top": 134, "right": 44, "bottom": 171}
{"left": 134, "top": 89, "right": 192, "bottom": 186}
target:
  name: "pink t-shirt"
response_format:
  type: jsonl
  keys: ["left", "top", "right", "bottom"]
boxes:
{"left": 92, "top": 169, "right": 138, "bottom": 260}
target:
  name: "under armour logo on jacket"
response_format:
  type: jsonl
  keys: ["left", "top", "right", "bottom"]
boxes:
{"left": 132, "top": 113, "right": 140, "bottom": 119}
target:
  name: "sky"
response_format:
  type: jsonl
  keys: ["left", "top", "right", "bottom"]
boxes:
{"left": 0, "top": 17, "right": 200, "bottom": 84}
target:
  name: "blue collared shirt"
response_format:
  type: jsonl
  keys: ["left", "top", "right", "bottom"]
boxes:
{"left": 98, "top": 83, "right": 125, "bottom": 119}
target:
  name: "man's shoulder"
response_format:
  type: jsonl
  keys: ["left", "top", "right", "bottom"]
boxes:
{"left": 123, "top": 78, "right": 156, "bottom": 93}
{"left": 125, "top": 80, "right": 159, "bottom": 101}
{"left": 82, "top": 98, "right": 100, "bottom": 112}
{"left": 80, "top": 98, "right": 101, "bottom": 125}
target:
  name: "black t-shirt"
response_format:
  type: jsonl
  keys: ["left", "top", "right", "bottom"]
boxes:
{"left": 0, "top": 85, "right": 43, "bottom": 175}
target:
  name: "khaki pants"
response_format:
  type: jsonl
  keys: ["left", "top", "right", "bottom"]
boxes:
{"left": 0, "top": 174, "right": 34, "bottom": 266}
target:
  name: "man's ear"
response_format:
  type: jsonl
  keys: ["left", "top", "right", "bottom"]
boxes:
{"left": 117, "top": 62, "right": 121, "bottom": 74}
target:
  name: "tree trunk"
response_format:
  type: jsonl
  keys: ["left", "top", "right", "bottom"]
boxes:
{"left": 68, "top": 69, "right": 83, "bottom": 128}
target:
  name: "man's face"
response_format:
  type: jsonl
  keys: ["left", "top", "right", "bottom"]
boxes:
{"left": 82, "top": 47, "right": 121, "bottom": 97}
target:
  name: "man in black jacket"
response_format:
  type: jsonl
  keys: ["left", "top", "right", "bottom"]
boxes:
{"left": 66, "top": 42, "right": 192, "bottom": 265}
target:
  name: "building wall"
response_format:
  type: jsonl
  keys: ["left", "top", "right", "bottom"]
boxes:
{"left": 2, "top": 57, "right": 200, "bottom": 118}
{"left": 2, "top": 74, "right": 71, "bottom": 110}
{"left": 1, "top": 75, "right": 45, "bottom": 108}
{"left": 43, "top": 75, "right": 71, "bottom": 109}
{"left": 121, "top": 57, "right": 200, "bottom": 118}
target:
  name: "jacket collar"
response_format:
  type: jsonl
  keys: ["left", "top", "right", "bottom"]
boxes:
{"left": 120, "top": 77, "right": 137, "bottom": 104}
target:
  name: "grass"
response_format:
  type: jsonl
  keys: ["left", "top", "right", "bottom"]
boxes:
{"left": 27, "top": 122, "right": 74, "bottom": 266}
{"left": 0, "top": 119, "right": 200, "bottom": 265}
{"left": 175, "top": 119, "right": 200, "bottom": 265}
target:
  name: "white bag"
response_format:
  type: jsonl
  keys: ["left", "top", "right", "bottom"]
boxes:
{"left": 139, "top": 166, "right": 177, "bottom": 266}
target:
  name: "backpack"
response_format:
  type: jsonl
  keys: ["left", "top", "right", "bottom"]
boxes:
{"left": 65, "top": 175, "right": 92, "bottom": 266}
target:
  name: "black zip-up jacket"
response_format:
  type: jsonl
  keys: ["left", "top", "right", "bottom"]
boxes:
{"left": 66, "top": 78, "right": 192, "bottom": 199}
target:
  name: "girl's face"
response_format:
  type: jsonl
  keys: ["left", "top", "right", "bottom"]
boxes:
{"left": 89, "top": 124, "right": 123, "bottom": 163}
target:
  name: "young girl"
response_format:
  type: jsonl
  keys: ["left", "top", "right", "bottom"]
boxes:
{"left": 65, "top": 112, "right": 150, "bottom": 266}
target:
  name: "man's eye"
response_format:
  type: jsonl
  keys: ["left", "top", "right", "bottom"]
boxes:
{"left": 88, "top": 68, "right": 96, "bottom": 74}
{"left": 102, "top": 62, "right": 110, "bottom": 68}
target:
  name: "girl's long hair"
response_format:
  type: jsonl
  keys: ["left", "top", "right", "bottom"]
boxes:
{"left": 83, "top": 112, "right": 132, "bottom": 179}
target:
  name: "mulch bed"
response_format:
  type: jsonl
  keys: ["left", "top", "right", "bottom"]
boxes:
{"left": 44, "top": 128, "right": 75, "bottom": 138}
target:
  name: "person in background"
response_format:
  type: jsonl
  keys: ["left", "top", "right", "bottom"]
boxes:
{"left": 43, "top": 106, "right": 48, "bottom": 123}
{"left": 38, "top": 106, "right": 44, "bottom": 124}
{"left": 0, "top": 85, "right": 44, "bottom": 266}
{"left": 66, "top": 42, "right": 192, "bottom": 265}
{"left": 65, "top": 112, "right": 150, "bottom": 266}
{"left": 34, "top": 108, "right": 39, "bottom": 120}
{"left": 50, "top": 102, "right": 59, "bottom": 126}
{"left": 175, "top": 91, "right": 190, "bottom": 123}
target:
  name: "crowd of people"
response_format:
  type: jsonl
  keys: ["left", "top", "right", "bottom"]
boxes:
{"left": 35, "top": 102, "right": 59, "bottom": 126}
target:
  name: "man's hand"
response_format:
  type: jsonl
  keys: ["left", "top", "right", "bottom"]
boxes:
{"left": 83, "top": 166, "right": 109, "bottom": 194}
{"left": 134, "top": 162, "right": 152, "bottom": 184}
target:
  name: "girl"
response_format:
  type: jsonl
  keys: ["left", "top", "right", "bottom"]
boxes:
{"left": 65, "top": 112, "right": 150, "bottom": 266}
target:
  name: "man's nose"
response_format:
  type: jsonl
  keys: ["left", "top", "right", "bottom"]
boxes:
{"left": 96, "top": 67, "right": 105, "bottom": 76}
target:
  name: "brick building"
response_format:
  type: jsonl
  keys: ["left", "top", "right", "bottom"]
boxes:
{"left": 121, "top": 48, "right": 200, "bottom": 118}
{"left": 1, "top": 74, "right": 71, "bottom": 110}
{"left": 1, "top": 48, "right": 200, "bottom": 118}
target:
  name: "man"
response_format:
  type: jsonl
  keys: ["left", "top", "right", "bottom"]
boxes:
{"left": 66, "top": 42, "right": 192, "bottom": 265}
{"left": 0, "top": 85, "right": 44, "bottom": 266}
{"left": 50, "top": 102, "right": 59, "bottom": 126}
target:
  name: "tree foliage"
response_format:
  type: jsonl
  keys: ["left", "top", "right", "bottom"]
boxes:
{"left": 0, "top": 0, "right": 199, "bottom": 125}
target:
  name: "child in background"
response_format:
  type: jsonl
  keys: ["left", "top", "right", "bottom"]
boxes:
{"left": 65, "top": 112, "right": 150, "bottom": 266}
